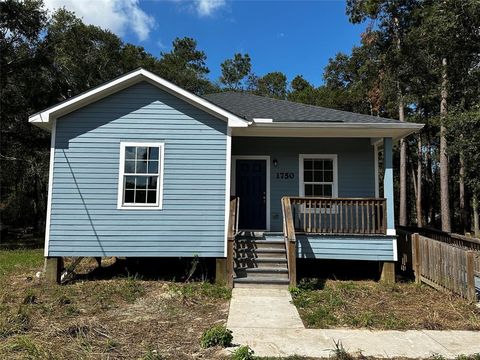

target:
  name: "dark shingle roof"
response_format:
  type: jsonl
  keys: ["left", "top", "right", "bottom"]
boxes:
{"left": 203, "top": 92, "right": 402, "bottom": 124}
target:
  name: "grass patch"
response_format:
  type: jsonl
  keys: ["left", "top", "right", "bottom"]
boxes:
{"left": 291, "top": 279, "right": 480, "bottom": 330}
{"left": 5, "top": 335, "right": 53, "bottom": 359}
{"left": 0, "top": 249, "right": 43, "bottom": 278}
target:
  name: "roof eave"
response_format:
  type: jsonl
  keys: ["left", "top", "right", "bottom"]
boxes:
{"left": 233, "top": 122, "right": 424, "bottom": 140}
{"left": 28, "top": 68, "right": 248, "bottom": 130}
{"left": 251, "top": 121, "right": 424, "bottom": 129}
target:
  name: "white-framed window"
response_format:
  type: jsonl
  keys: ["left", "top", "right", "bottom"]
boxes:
{"left": 117, "top": 142, "right": 164, "bottom": 209}
{"left": 299, "top": 154, "right": 338, "bottom": 197}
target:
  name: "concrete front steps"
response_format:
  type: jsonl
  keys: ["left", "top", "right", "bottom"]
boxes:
{"left": 234, "top": 232, "right": 290, "bottom": 287}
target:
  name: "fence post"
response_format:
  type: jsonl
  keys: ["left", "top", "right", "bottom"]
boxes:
{"left": 466, "top": 251, "right": 476, "bottom": 302}
{"left": 413, "top": 233, "right": 421, "bottom": 284}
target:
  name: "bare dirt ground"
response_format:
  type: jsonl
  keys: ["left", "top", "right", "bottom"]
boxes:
{"left": 0, "top": 253, "right": 231, "bottom": 359}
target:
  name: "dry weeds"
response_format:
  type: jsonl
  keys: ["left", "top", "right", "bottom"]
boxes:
{"left": 292, "top": 279, "right": 480, "bottom": 330}
{"left": 0, "top": 256, "right": 231, "bottom": 359}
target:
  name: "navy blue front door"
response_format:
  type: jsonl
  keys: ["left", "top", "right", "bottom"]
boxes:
{"left": 235, "top": 159, "right": 267, "bottom": 230}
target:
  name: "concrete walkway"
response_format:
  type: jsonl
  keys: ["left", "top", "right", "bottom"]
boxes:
{"left": 226, "top": 288, "right": 480, "bottom": 358}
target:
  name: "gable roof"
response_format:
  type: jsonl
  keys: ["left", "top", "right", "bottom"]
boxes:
{"left": 204, "top": 91, "right": 403, "bottom": 124}
{"left": 28, "top": 68, "right": 248, "bottom": 130}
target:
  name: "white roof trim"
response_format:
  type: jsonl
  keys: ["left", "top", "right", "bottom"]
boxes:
{"left": 252, "top": 118, "right": 273, "bottom": 123}
{"left": 232, "top": 123, "right": 423, "bottom": 140}
{"left": 28, "top": 68, "right": 248, "bottom": 130}
{"left": 251, "top": 121, "right": 424, "bottom": 130}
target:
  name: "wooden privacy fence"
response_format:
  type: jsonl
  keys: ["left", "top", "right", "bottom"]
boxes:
{"left": 289, "top": 197, "right": 387, "bottom": 235}
{"left": 411, "top": 233, "right": 479, "bottom": 302}
{"left": 397, "top": 226, "right": 480, "bottom": 276}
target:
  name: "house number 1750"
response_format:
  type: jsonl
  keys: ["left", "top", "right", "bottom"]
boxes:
{"left": 276, "top": 172, "right": 295, "bottom": 179}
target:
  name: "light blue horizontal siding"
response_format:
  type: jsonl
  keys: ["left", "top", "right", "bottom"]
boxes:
{"left": 232, "top": 137, "right": 376, "bottom": 231}
{"left": 49, "top": 81, "right": 227, "bottom": 257}
{"left": 296, "top": 235, "right": 395, "bottom": 261}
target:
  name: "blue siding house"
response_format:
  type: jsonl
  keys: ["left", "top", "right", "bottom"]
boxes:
{"left": 30, "top": 69, "right": 423, "bottom": 286}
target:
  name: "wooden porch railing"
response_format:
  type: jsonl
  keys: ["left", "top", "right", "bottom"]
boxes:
{"left": 226, "top": 196, "right": 240, "bottom": 288}
{"left": 281, "top": 197, "right": 297, "bottom": 287}
{"left": 288, "top": 197, "right": 387, "bottom": 235}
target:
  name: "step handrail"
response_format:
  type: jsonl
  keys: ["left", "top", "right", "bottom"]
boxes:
{"left": 282, "top": 197, "right": 297, "bottom": 287}
{"left": 227, "top": 196, "right": 240, "bottom": 288}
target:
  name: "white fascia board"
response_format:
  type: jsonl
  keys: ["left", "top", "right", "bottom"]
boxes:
{"left": 233, "top": 122, "right": 424, "bottom": 140}
{"left": 252, "top": 121, "right": 424, "bottom": 130}
{"left": 253, "top": 118, "right": 274, "bottom": 123}
{"left": 29, "top": 68, "right": 248, "bottom": 130}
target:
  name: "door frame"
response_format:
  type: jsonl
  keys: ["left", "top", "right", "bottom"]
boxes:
{"left": 231, "top": 155, "right": 271, "bottom": 231}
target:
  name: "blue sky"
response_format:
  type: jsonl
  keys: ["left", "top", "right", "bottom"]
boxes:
{"left": 44, "top": 1, "right": 366, "bottom": 86}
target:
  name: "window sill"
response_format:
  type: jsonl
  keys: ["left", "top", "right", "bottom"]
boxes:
{"left": 117, "top": 205, "right": 163, "bottom": 210}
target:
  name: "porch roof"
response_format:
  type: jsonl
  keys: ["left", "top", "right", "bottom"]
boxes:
{"left": 204, "top": 92, "right": 413, "bottom": 125}
{"left": 205, "top": 92, "right": 423, "bottom": 139}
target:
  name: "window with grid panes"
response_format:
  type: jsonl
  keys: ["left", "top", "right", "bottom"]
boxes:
{"left": 119, "top": 143, "right": 163, "bottom": 208}
{"left": 302, "top": 158, "right": 335, "bottom": 197}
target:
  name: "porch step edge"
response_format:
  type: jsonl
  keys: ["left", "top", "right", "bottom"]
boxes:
{"left": 234, "top": 277, "right": 290, "bottom": 285}
{"left": 235, "top": 248, "right": 286, "bottom": 253}
{"left": 235, "top": 239, "right": 285, "bottom": 244}
{"left": 235, "top": 257, "right": 287, "bottom": 263}
{"left": 240, "top": 267, "right": 288, "bottom": 273}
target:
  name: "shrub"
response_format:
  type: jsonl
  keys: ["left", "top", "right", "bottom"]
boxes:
{"left": 289, "top": 286, "right": 301, "bottom": 297}
{"left": 231, "top": 345, "right": 255, "bottom": 360}
{"left": 200, "top": 325, "right": 233, "bottom": 348}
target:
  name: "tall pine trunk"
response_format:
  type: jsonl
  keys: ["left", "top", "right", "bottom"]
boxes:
{"left": 473, "top": 196, "right": 479, "bottom": 237}
{"left": 459, "top": 148, "right": 465, "bottom": 233}
{"left": 440, "top": 57, "right": 451, "bottom": 232}
{"left": 399, "top": 93, "right": 407, "bottom": 226}
{"left": 416, "top": 135, "right": 423, "bottom": 227}
{"left": 395, "top": 17, "right": 407, "bottom": 227}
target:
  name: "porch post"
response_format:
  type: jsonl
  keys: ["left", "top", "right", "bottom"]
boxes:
{"left": 215, "top": 258, "right": 228, "bottom": 285}
{"left": 383, "top": 137, "right": 395, "bottom": 236}
{"left": 45, "top": 257, "right": 63, "bottom": 284}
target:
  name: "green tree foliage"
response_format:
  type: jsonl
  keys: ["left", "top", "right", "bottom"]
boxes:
{"left": 254, "top": 71, "right": 287, "bottom": 99}
{"left": 156, "top": 37, "right": 215, "bottom": 94}
{"left": 447, "top": 109, "right": 480, "bottom": 199}
{"left": 0, "top": 1, "right": 216, "bottom": 234}
{"left": 1, "top": 0, "right": 50, "bottom": 230}
{"left": 288, "top": 75, "right": 317, "bottom": 104}
{"left": 219, "top": 53, "right": 252, "bottom": 90}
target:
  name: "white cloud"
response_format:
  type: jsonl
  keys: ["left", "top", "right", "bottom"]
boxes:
{"left": 195, "top": 0, "right": 226, "bottom": 17}
{"left": 170, "top": 0, "right": 226, "bottom": 17}
{"left": 43, "top": 0, "right": 155, "bottom": 41}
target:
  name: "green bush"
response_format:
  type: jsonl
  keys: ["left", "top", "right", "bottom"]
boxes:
{"left": 231, "top": 345, "right": 255, "bottom": 360}
{"left": 200, "top": 325, "right": 233, "bottom": 348}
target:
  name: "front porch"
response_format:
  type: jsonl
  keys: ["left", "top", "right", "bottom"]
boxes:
{"left": 227, "top": 136, "right": 397, "bottom": 287}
